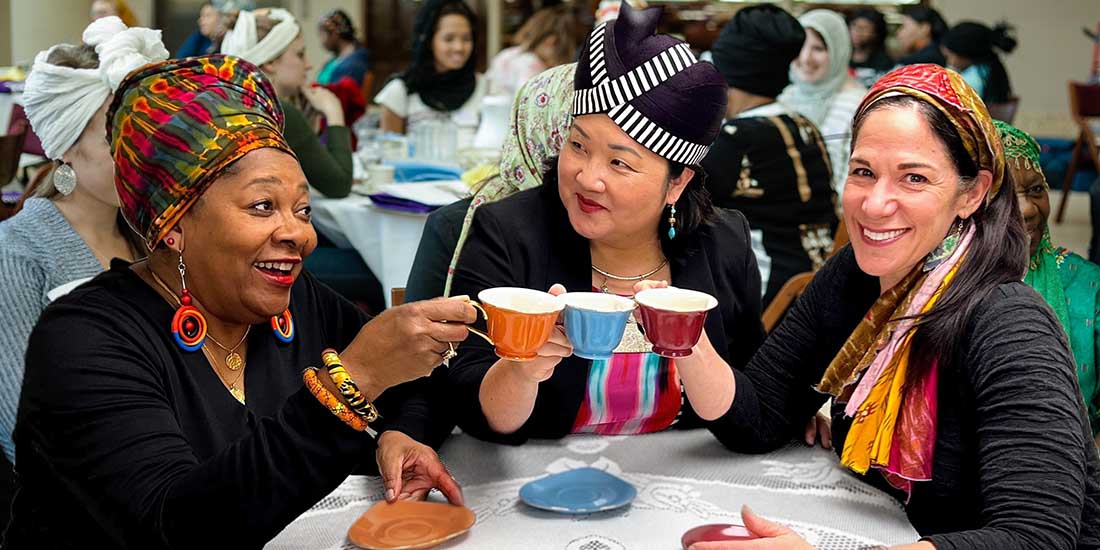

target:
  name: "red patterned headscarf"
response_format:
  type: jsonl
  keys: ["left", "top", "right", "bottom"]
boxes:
{"left": 107, "top": 54, "right": 294, "bottom": 248}
{"left": 855, "top": 63, "right": 1005, "bottom": 201}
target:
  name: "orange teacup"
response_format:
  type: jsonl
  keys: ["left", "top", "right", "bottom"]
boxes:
{"left": 466, "top": 287, "right": 564, "bottom": 361}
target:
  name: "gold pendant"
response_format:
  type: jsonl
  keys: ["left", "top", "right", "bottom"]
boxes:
{"left": 225, "top": 352, "right": 243, "bottom": 371}
{"left": 229, "top": 386, "right": 246, "bottom": 404}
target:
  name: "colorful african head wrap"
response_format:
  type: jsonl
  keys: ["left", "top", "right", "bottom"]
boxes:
{"left": 994, "top": 119, "right": 1044, "bottom": 181}
{"left": 573, "top": 1, "right": 727, "bottom": 166}
{"left": 856, "top": 63, "right": 1005, "bottom": 202}
{"left": 108, "top": 54, "right": 293, "bottom": 248}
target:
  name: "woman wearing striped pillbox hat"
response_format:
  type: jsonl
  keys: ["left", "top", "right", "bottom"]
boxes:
{"left": 447, "top": 2, "right": 767, "bottom": 445}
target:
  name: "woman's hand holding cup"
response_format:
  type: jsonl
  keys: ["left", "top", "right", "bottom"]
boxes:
{"left": 340, "top": 297, "right": 477, "bottom": 400}
{"left": 508, "top": 284, "right": 572, "bottom": 382}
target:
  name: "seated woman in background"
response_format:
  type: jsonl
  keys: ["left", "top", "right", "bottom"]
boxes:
{"left": 0, "top": 17, "right": 165, "bottom": 463}
{"left": 222, "top": 8, "right": 384, "bottom": 312}
{"left": 703, "top": 5, "right": 837, "bottom": 307}
{"left": 894, "top": 6, "right": 948, "bottom": 67}
{"left": 485, "top": 5, "right": 578, "bottom": 100}
{"left": 316, "top": 9, "right": 370, "bottom": 87}
{"left": 780, "top": 9, "right": 867, "bottom": 198}
{"left": 375, "top": 0, "right": 485, "bottom": 141}
{"left": 222, "top": 8, "right": 353, "bottom": 199}
{"left": 690, "top": 64, "right": 1100, "bottom": 550}
{"left": 941, "top": 21, "right": 1016, "bottom": 105}
{"left": 405, "top": 62, "right": 575, "bottom": 302}
{"left": 996, "top": 120, "right": 1100, "bottom": 446}
{"left": 448, "top": 3, "right": 765, "bottom": 443}
{"left": 847, "top": 8, "right": 892, "bottom": 88}
{"left": 7, "top": 55, "right": 473, "bottom": 548}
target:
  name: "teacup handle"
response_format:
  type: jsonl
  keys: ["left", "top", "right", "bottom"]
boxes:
{"left": 464, "top": 300, "right": 495, "bottom": 346}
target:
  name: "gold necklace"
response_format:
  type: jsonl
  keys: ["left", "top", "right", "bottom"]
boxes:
{"left": 591, "top": 259, "right": 668, "bottom": 294}
{"left": 200, "top": 346, "right": 246, "bottom": 404}
{"left": 205, "top": 327, "right": 250, "bottom": 371}
{"left": 147, "top": 266, "right": 248, "bottom": 403}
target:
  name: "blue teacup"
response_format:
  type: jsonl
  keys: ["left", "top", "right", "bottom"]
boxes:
{"left": 559, "top": 292, "right": 637, "bottom": 360}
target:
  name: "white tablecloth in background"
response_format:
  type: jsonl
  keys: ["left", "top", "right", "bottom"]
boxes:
{"left": 267, "top": 430, "right": 917, "bottom": 550}
{"left": 311, "top": 195, "right": 428, "bottom": 307}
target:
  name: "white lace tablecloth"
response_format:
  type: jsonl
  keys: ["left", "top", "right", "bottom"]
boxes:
{"left": 267, "top": 430, "right": 917, "bottom": 550}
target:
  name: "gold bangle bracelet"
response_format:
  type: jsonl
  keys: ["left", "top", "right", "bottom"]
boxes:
{"left": 322, "top": 349, "right": 381, "bottom": 422}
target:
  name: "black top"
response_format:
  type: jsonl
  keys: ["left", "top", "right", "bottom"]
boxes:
{"left": 406, "top": 197, "right": 472, "bottom": 302}
{"left": 447, "top": 178, "right": 766, "bottom": 445}
{"left": 8, "top": 261, "right": 441, "bottom": 549}
{"left": 701, "top": 111, "right": 837, "bottom": 306}
{"left": 897, "top": 43, "right": 948, "bottom": 67}
{"left": 718, "top": 247, "right": 1100, "bottom": 549}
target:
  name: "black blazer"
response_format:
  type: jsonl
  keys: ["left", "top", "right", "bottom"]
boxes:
{"left": 447, "top": 176, "right": 766, "bottom": 445}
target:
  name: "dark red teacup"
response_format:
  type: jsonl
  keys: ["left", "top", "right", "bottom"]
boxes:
{"left": 634, "top": 288, "right": 718, "bottom": 358}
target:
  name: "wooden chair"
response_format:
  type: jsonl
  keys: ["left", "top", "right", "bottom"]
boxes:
{"left": 986, "top": 96, "right": 1020, "bottom": 124}
{"left": 761, "top": 220, "right": 849, "bottom": 333}
{"left": 1056, "top": 82, "right": 1100, "bottom": 224}
{"left": 391, "top": 287, "right": 406, "bottom": 307}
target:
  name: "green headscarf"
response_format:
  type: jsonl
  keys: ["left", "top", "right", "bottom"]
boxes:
{"left": 993, "top": 119, "right": 1071, "bottom": 332}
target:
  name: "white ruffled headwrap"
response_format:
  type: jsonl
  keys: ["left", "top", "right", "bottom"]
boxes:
{"left": 220, "top": 8, "right": 300, "bottom": 67}
{"left": 21, "top": 16, "right": 168, "bottom": 161}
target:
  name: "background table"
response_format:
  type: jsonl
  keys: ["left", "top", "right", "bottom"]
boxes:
{"left": 268, "top": 430, "right": 917, "bottom": 550}
{"left": 311, "top": 195, "right": 428, "bottom": 308}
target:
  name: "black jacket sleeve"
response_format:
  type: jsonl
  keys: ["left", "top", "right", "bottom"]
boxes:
{"left": 710, "top": 248, "right": 866, "bottom": 453}
{"left": 923, "top": 284, "right": 1097, "bottom": 550}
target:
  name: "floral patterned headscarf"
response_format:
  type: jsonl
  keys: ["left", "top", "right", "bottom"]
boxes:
{"left": 817, "top": 64, "right": 1004, "bottom": 498}
{"left": 443, "top": 63, "right": 576, "bottom": 296}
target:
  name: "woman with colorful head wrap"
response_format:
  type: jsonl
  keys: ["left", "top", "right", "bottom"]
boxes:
{"left": 996, "top": 120, "right": 1100, "bottom": 446}
{"left": 0, "top": 16, "right": 166, "bottom": 464}
{"left": 222, "top": 8, "right": 384, "bottom": 311}
{"left": 447, "top": 2, "right": 765, "bottom": 443}
{"left": 693, "top": 65, "right": 1100, "bottom": 549}
{"left": 8, "top": 55, "right": 477, "bottom": 548}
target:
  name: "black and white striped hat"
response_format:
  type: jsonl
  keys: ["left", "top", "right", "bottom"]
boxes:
{"left": 572, "top": 1, "right": 727, "bottom": 166}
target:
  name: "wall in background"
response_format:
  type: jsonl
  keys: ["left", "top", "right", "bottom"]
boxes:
{"left": 936, "top": 0, "right": 1097, "bottom": 138}
{"left": 0, "top": 0, "right": 10, "bottom": 67}
{"left": 6, "top": 0, "right": 153, "bottom": 66}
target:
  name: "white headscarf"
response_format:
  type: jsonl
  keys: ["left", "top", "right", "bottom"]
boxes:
{"left": 220, "top": 8, "right": 300, "bottom": 67}
{"left": 778, "top": 9, "right": 852, "bottom": 126}
{"left": 21, "top": 16, "right": 168, "bottom": 161}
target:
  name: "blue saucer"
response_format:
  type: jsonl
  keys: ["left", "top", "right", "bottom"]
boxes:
{"left": 519, "top": 468, "right": 637, "bottom": 514}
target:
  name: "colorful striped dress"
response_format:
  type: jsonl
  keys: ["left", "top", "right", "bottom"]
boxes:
{"left": 571, "top": 289, "right": 684, "bottom": 435}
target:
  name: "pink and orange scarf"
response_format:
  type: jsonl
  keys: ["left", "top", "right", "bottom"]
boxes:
{"left": 816, "top": 64, "right": 1005, "bottom": 498}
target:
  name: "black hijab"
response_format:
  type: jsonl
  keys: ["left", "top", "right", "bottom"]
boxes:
{"left": 402, "top": 0, "right": 478, "bottom": 112}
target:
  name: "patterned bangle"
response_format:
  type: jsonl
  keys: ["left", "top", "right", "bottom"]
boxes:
{"left": 302, "top": 367, "right": 368, "bottom": 432}
{"left": 321, "top": 349, "right": 381, "bottom": 423}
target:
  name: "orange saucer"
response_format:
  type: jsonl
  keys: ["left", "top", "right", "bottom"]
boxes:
{"left": 347, "top": 500, "right": 476, "bottom": 550}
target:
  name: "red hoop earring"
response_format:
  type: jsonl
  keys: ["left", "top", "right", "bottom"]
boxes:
{"left": 149, "top": 253, "right": 207, "bottom": 352}
{"left": 271, "top": 309, "right": 294, "bottom": 343}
